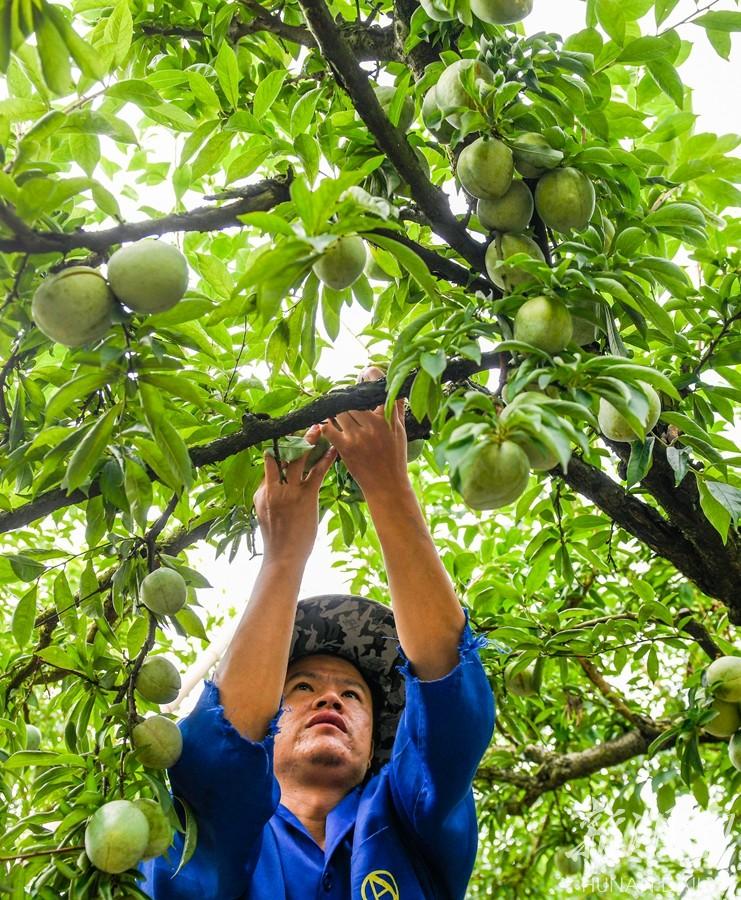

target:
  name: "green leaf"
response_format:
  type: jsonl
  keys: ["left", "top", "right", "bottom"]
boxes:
{"left": 190, "top": 131, "right": 232, "bottom": 180}
{"left": 367, "top": 235, "right": 439, "bottom": 300}
{"left": 62, "top": 405, "right": 120, "bottom": 494}
{"left": 626, "top": 436, "right": 654, "bottom": 487}
{"left": 705, "top": 28, "right": 731, "bottom": 60}
{"left": 33, "top": 6, "right": 71, "bottom": 95}
{"left": 215, "top": 42, "right": 240, "bottom": 108}
{"left": 647, "top": 59, "right": 684, "bottom": 108}
{"left": 152, "top": 418, "right": 193, "bottom": 491}
{"left": 2, "top": 750, "right": 86, "bottom": 769}
{"left": 138, "top": 373, "right": 207, "bottom": 408}
{"left": 693, "top": 11, "right": 741, "bottom": 32}
{"left": 173, "top": 796, "right": 198, "bottom": 876}
{"left": 44, "top": 3, "right": 104, "bottom": 80}
{"left": 101, "top": 0, "right": 133, "bottom": 69}
{"left": 11, "top": 586, "right": 37, "bottom": 648}
{"left": 124, "top": 458, "right": 153, "bottom": 532}
{"left": 596, "top": 0, "right": 626, "bottom": 44}
{"left": 696, "top": 477, "right": 731, "bottom": 543}
{"left": 705, "top": 481, "right": 741, "bottom": 526}
{"left": 174, "top": 606, "right": 208, "bottom": 641}
{"left": 253, "top": 70, "right": 287, "bottom": 119}
{"left": 53, "top": 571, "right": 77, "bottom": 631}
{"left": 36, "top": 645, "right": 83, "bottom": 673}
{"left": 665, "top": 445, "right": 690, "bottom": 486}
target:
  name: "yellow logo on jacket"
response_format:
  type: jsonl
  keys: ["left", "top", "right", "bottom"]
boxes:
{"left": 361, "top": 869, "right": 400, "bottom": 900}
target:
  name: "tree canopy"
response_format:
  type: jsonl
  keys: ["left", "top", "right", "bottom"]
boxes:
{"left": 0, "top": 0, "right": 740, "bottom": 897}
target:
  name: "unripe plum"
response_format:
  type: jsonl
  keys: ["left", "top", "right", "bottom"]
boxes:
{"left": 32, "top": 266, "right": 115, "bottom": 347}
{"left": 107, "top": 240, "right": 188, "bottom": 313}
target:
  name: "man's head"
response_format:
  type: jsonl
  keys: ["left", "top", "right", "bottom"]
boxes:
{"left": 273, "top": 654, "right": 376, "bottom": 791}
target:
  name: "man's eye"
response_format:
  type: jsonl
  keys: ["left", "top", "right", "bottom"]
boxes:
{"left": 344, "top": 690, "right": 360, "bottom": 700}
{"left": 295, "top": 682, "right": 312, "bottom": 691}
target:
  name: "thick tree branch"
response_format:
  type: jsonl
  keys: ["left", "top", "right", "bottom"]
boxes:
{"left": 296, "top": 0, "right": 487, "bottom": 272}
{"left": 2, "top": 362, "right": 737, "bottom": 624}
{"left": 477, "top": 726, "right": 724, "bottom": 815}
{"left": 560, "top": 454, "right": 740, "bottom": 623}
{"left": 0, "top": 177, "right": 292, "bottom": 254}
{"left": 0, "top": 353, "right": 499, "bottom": 536}
{"left": 233, "top": 0, "right": 398, "bottom": 62}
{"left": 606, "top": 439, "right": 741, "bottom": 624}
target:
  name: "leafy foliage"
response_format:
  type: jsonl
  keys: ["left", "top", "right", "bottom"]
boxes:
{"left": 0, "top": 0, "right": 740, "bottom": 897}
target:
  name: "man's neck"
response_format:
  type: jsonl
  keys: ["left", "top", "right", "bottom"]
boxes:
{"left": 279, "top": 781, "right": 354, "bottom": 850}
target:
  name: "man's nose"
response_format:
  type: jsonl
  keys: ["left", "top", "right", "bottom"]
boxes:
{"left": 314, "top": 691, "right": 343, "bottom": 710}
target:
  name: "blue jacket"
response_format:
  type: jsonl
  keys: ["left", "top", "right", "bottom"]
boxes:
{"left": 139, "top": 614, "right": 494, "bottom": 899}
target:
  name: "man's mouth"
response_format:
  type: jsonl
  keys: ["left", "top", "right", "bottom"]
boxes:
{"left": 307, "top": 712, "right": 347, "bottom": 733}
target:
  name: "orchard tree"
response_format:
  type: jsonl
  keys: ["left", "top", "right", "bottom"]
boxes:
{"left": 0, "top": 0, "right": 740, "bottom": 897}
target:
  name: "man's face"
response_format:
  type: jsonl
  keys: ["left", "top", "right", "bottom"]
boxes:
{"left": 273, "top": 654, "right": 374, "bottom": 789}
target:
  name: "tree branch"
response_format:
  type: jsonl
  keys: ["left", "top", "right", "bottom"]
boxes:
{"left": 0, "top": 177, "right": 292, "bottom": 254}
{"left": 232, "top": 0, "right": 398, "bottom": 62}
{"left": 560, "top": 454, "right": 740, "bottom": 623}
{"left": 296, "top": 0, "right": 487, "bottom": 272}
{"left": 576, "top": 657, "right": 659, "bottom": 734}
{"left": 605, "top": 440, "right": 741, "bottom": 624}
{"left": 477, "top": 726, "right": 724, "bottom": 815}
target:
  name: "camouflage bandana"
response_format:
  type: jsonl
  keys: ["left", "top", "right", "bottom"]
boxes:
{"left": 289, "top": 594, "right": 405, "bottom": 770}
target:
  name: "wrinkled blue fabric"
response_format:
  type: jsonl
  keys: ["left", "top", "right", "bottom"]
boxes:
{"left": 138, "top": 610, "right": 494, "bottom": 899}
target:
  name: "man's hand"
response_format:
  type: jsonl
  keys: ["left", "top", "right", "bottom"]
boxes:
{"left": 320, "top": 366, "right": 410, "bottom": 499}
{"left": 254, "top": 425, "right": 337, "bottom": 564}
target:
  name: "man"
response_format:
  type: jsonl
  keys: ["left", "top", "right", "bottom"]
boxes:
{"left": 140, "top": 369, "right": 495, "bottom": 898}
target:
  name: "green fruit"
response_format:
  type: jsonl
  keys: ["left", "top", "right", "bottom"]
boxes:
{"left": 598, "top": 384, "right": 661, "bottom": 443}
{"left": 31, "top": 266, "right": 115, "bottom": 347}
{"left": 312, "top": 236, "right": 367, "bottom": 290}
{"left": 374, "top": 85, "right": 415, "bottom": 132}
{"left": 25, "top": 724, "right": 42, "bottom": 751}
{"left": 84, "top": 800, "right": 150, "bottom": 874}
{"left": 706, "top": 656, "right": 741, "bottom": 702}
{"left": 512, "top": 133, "right": 561, "bottom": 179}
{"left": 504, "top": 660, "right": 539, "bottom": 697}
{"left": 420, "top": 0, "right": 455, "bottom": 20}
{"left": 304, "top": 436, "right": 332, "bottom": 472}
{"left": 133, "top": 799, "right": 174, "bottom": 860}
{"left": 459, "top": 440, "right": 530, "bottom": 510}
{"left": 470, "top": 0, "right": 533, "bottom": 25}
{"left": 477, "top": 181, "right": 533, "bottom": 232}
{"left": 135, "top": 657, "right": 181, "bottom": 705}
{"left": 554, "top": 848, "right": 583, "bottom": 876}
{"left": 484, "top": 233, "right": 545, "bottom": 291}
{"left": 729, "top": 732, "right": 741, "bottom": 772}
{"left": 457, "top": 137, "right": 514, "bottom": 201}
{"left": 406, "top": 439, "right": 425, "bottom": 462}
{"left": 436, "top": 59, "right": 496, "bottom": 125}
{"left": 132, "top": 716, "right": 183, "bottom": 768}
{"left": 535, "top": 167, "right": 596, "bottom": 232}
{"left": 702, "top": 698, "right": 741, "bottom": 738}
{"left": 140, "top": 568, "right": 187, "bottom": 616}
{"left": 107, "top": 240, "right": 188, "bottom": 314}
{"left": 514, "top": 296, "right": 573, "bottom": 354}
{"left": 421, "top": 85, "right": 455, "bottom": 143}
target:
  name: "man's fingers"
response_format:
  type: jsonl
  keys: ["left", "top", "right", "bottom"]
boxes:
{"left": 304, "top": 443, "right": 338, "bottom": 483}
{"left": 359, "top": 365, "right": 386, "bottom": 383}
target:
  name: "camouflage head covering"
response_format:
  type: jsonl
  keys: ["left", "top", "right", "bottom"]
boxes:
{"left": 289, "top": 594, "right": 405, "bottom": 769}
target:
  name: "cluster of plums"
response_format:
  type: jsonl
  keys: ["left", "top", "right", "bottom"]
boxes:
{"left": 31, "top": 239, "right": 188, "bottom": 347}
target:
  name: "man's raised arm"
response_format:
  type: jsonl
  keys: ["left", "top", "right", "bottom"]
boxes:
{"left": 213, "top": 427, "right": 337, "bottom": 740}
{"left": 320, "top": 369, "right": 466, "bottom": 682}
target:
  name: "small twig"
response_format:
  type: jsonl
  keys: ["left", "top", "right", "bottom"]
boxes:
{"left": 0, "top": 844, "right": 84, "bottom": 862}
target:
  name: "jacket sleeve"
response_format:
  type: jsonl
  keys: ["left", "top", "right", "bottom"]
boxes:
{"left": 388, "top": 609, "right": 494, "bottom": 898}
{"left": 137, "top": 679, "right": 282, "bottom": 899}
